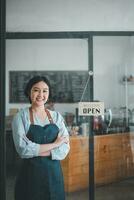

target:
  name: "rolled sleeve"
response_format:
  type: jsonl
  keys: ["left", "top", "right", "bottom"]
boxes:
{"left": 12, "top": 112, "right": 40, "bottom": 159}
{"left": 51, "top": 143, "right": 70, "bottom": 160}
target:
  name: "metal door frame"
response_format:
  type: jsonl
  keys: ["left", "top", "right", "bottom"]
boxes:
{"left": 1, "top": 20, "right": 134, "bottom": 200}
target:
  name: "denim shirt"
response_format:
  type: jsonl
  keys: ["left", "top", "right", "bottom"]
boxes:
{"left": 12, "top": 107, "right": 70, "bottom": 160}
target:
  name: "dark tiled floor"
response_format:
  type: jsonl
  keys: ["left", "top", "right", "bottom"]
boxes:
{"left": 66, "top": 178, "right": 134, "bottom": 200}
{"left": 95, "top": 179, "right": 134, "bottom": 200}
{"left": 66, "top": 190, "right": 89, "bottom": 200}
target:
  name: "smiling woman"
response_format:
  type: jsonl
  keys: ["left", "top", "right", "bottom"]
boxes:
{"left": 31, "top": 82, "right": 49, "bottom": 105}
{"left": 12, "top": 76, "right": 70, "bottom": 200}
{"left": 24, "top": 76, "right": 52, "bottom": 104}
{"left": 29, "top": 81, "right": 50, "bottom": 122}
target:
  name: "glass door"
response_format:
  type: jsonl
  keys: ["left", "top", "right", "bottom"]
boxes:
{"left": 93, "top": 36, "right": 134, "bottom": 200}
{"left": 5, "top": 38, "right": 89, "bottom": 200}
{"left": 6, "top": 34, "right": 134, "bottom": 200}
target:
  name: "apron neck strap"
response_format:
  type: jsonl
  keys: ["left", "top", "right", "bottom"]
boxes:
{"left": 29, "top": 107, "right": 53, "bottom": 124}
{"left": 45, "top": 108, "right": 53, "bottom": 124}
{"left": 29, "top": 107, "right": 34, "bottom": 124}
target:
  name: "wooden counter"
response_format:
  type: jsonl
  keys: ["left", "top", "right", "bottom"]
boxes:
{"left": 61, "top": 136, "right": 89, "bottom": 193}
{"left": 61, "top": 133, "right": 134, "bottom": 193}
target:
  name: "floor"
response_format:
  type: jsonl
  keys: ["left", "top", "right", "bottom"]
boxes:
{"left": 67, "top": 178, "right": 134, "bottom": 200}
{"left": 6, "top": 169, "right": 134, "bottom": 200}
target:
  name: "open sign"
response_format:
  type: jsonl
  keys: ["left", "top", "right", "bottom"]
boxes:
{"left": 78, "top": 102, "right": 104, "bottom": 116}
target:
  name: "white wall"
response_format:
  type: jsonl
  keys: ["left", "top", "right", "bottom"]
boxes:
{"left": 93, "top": 36, "right": 134, "bottom": 109}
{"left": 6, "top": 0, "right": 134, "bottom": 31}
{"left": 6, "top": 39, "right": 88, "bottom": 115}
{"left": 126, "top": 37, "right": 134, "bottom": 109}
{"left": 6, "top": 37, "right": 134, "bottom": 115}
{"left": 6, "top": 1, "right": 134, "bottom": 114}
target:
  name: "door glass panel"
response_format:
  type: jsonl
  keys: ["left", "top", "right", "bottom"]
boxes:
{"left": 94, "top": 36, "right": 134, "bottom": 200}
{"left": 6, "top": 38, "right": 89, "bottom": 200}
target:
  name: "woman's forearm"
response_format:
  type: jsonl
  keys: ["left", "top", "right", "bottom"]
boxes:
{"left": 39, "top": 143, "right": 57, "bottom": 155}
{"left": 39, "top": 150, "right": 51, "bottom": 157}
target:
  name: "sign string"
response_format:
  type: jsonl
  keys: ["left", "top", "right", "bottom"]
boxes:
{"left": 80, "top": 72, "right": 91, "bottom": 102}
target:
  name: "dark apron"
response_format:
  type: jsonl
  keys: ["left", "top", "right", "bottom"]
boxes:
{"left": 15, "top": 108, "right": 65, "bottom": 200}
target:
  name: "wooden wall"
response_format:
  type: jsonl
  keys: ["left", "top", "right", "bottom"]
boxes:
{"left": 61, "top": 136, "right": 89, "bottom": 192}
{"left": 61, "top": 133, "right": 134, "bottom": 193}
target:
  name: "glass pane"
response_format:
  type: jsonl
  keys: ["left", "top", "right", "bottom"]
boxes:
{"left": 6, "top": 115, "right": 18, "bottom": 200}
{"left": 94, "top": 36, "right": 134, "bottom": 200}
{"left": 6, "top": 38, "right": 89, "bottom": 200}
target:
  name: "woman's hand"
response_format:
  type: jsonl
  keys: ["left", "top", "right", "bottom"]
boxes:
{"left": 39, "top": 134, "right": 69, "bottom": 156}
{"left": 54, "top": 134, "right": 69, "bottom": 147}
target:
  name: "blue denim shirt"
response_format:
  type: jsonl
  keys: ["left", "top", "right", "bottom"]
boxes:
{"left": 12, "top": 107, "right": 70, "bottom": 160}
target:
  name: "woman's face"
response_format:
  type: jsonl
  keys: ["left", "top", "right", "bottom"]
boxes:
{"left": 30, "top": 81, "right": 49, "bottom": 107}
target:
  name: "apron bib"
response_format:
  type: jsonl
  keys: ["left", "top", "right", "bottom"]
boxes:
{"left": 15, "top": 108, "right": 65, "bottom": 200}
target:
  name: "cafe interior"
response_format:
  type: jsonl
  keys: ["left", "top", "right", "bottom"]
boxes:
{"left": 1, "top": 1, "right": 134, "bottom": 200}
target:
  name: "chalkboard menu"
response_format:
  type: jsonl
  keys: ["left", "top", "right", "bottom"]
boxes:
{"left": 9, "top": 71, "right": 89, "bottom": 103}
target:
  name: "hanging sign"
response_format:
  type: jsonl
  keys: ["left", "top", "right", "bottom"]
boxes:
{"left": 78, "top": 102, "right": 104, "bottom": 116}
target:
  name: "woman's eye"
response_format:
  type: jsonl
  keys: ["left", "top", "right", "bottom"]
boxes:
{"left": 43, "top": 90, "right": 48, "bottom": 93}
{"left": 33, "top": 89, "right": 39, "bottom": 92}
{"left": 32, "top": 88, "right": 48, "bottom": 93}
